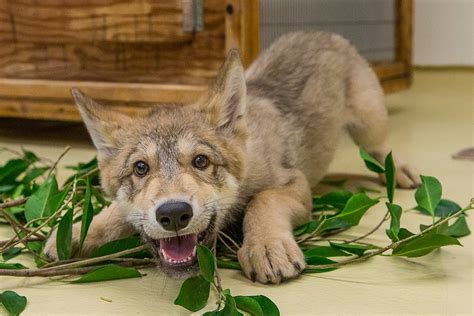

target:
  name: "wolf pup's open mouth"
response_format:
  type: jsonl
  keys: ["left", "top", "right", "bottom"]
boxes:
{"left": 149, "top": 230, "right": 208, "bottom": 269}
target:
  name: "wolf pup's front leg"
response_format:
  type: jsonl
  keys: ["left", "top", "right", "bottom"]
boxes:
{"left": 44, "top": 201, "right": 135, "bottom": 260}
{"left": 238, "top": 171, "right": 312, "bottom": 284}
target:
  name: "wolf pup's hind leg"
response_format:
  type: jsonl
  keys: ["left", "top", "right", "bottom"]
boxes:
{"left": 238, "top": 170, "right": 312, "bottom": 284}
{"left": 345, "top": 58, "right": 421, "bottom": 188}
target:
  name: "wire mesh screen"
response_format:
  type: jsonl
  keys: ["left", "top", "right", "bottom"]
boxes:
{"left": 260, "top": 0, "right": 396, "bottom": 62}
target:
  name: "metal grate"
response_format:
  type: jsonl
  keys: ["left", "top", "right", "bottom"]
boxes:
{"left": 260, "top": 0, "right": 396, "bottom": 62}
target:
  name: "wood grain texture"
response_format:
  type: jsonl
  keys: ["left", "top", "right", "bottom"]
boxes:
{"left": 381, "top": 76, "right": 410, "bottom": 94}
{"left": 225, "top": 0, "right": 260, "bottom": 67}
{"left": 0, "top": 78, "right": 205, "bottom": 103}
{"left": 373, "top": 62, "right": 408, "bottom": 81}
{"left": 0, "top": 0, "right": 191, "bottom": 44}
{"left": 0, "top": 0, "right": 226, "bottom": 85}
{"left": 0, "top": 97, "right": 151, "bottom": 122}
{"left": 395, "top": 0, "right": 413, "bottom": 85}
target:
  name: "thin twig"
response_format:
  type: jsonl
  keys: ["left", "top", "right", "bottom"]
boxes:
{"left": 346, "top": 210, "right": 390, "bottom": 243}
{"left": 0, "top": 208, "right": 45, "bottom": 240}
{"left": 38, "top": 245, "right": 148, "bottom": 271}
{"left": 47, "top": 146, "right": 71, "bottom": 178}
{"left": 212, "top": 237, "right": 225, "bottom": 308}
{"left": 0, "top": 237, "right": 42, "bottom": 247}
{"left": 218, "top": 231, "right": 241, "bottom": 250}
{"left": 0, "top": 147, "right": 54, "bottom": 166}
{"left": 305, "top": 206, "right": 472, "bottom": 271}
{"left": 217, "top": 235, "right": 237, "bottom": 255}
{"left": 0, "top": 193, "right": 74, "bottom": 253}
{"left": 0, "top": 262, "right": 154, "bottom": 277}
{"left": 296, "top": 218, "right": 327, "bottom": 244}
{"left": 0, "top": 198, "right": 28, "bottom": 209}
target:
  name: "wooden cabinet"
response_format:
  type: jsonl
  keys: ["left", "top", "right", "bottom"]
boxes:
{"left": 0, "top": 0, "right": 411, "bottom": 122}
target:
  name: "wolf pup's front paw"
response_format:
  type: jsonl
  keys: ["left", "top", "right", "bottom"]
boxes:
{"left": 43, "top": 224, "right": 81, "bottom": 261}
{"left": 237, "top": 232, "right": 305, "bottom": 284}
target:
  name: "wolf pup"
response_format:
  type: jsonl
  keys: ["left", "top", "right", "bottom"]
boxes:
{"left": 45, "top": 32, "right": 420, "bottom": 284}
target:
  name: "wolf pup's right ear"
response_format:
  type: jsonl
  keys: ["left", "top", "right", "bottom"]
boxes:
{"left": 201, "top": 49, "right": 247, "bottom": 136}
{"left": 71, "top": 88, "right": 130, "bottom": 158}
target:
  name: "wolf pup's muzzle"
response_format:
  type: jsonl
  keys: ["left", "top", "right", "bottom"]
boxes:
{"left": 148, "top": 200, "right": 212, "bottom": 272}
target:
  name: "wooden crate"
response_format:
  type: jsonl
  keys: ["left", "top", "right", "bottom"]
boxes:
{"left": 373, "top": 0, "right": 413, "bottom": 93}
{"left": 0, "top": 0, "right": 411, "bottom": 122}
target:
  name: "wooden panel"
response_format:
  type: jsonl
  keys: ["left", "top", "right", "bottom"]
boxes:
{"left": 0, "top": 0, "right": 191, "bottom": 44}
{"left": 396, "top": 0, "right": 413, "bottom": 85}
{"left": 373, "top": 62, "right": 408, "bottom": 80}
{"left": 0, "top": 97, "right": 148, "bottom": 122}
{"left": 0, "top": 0, "right": 226, "bottom": 85}
{"left": 225, "top": 0, "right": 260, "bottom": 67}
{"left": 381, "top": 76, "right": 410, "bottom": 94}
{"left": 0, "top": 79, "right": 205, "bottom": 103}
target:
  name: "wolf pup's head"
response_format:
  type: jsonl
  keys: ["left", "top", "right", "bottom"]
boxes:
{"left": 72, "top": 50, "right": 247, "bottom": 277}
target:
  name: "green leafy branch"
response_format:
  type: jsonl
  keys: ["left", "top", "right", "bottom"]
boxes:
{"left": 0, "top": 147, "right": 472, "bottom": 316}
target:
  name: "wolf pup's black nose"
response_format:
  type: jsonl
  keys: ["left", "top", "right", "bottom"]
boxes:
{"left": 156, "top": 202, "right": 193, "bottom": 231}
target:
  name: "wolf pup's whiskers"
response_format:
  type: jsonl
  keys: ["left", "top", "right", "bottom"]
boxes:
{"left": 44, "top": 31, "right": 420, "bottom": 284}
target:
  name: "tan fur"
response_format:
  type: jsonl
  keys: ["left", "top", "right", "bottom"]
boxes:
{"left": 45, "top": 32, "right": 420, "bottom": 284}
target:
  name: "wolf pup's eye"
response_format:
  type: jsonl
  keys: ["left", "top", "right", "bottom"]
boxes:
{"left": 134, "top": 161, "right": 149, "bottom": 177}
{"left": 192, "top": 155, "right": 209, "bottom": 170}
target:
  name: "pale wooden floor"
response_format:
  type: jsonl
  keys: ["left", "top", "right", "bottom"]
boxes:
{"left": 0, "top": 69, "right": 473, "bottom": 315}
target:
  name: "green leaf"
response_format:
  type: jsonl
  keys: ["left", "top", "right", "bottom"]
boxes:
{"left": 386, "top": 203, "right": 402, "bottom": 240}
{"left": 247, "top": 296, "right": 280, "bottom": 316}
{"left": 0, "top": 159, "right": 30, "bottom": 184}
{"left": 91, "top": 236, "right": 147, "bottom": 258}
{"left": 174, "top": 275, "right": 210, "bottom": 312}
{"left": 91, "top": 186, "right": 110, "bottom": 207}
{"left": 384, "top": 152, "right": 396, "bottom": 203}
{"left": 0, "top": 290, "right": 27, "bottom": 316}
{"left": 359, "top": 148, "right": 384, "bottom": 173}
{"left": 56, "top": 208, "right": 73, "bottom": 260}
{"left": 64, "top": 157, "right": 98, "bottom": 184}
{"left": 79, "top": 177, "right": 94, "bottom": 252}
{"left": 448, "top": 215, "right": 470, "bottom": 238}
{"left": 71, "top": 265, "right": 142, "bottom": 283}
{"left": 0, "top": 262, "right": 27, "bottom": 270}
{"left": 313, "top": 191, "right": 353, "bottom": 210}
{"left": 387, "top": 227, "right": 415, "bottom": 242}
{"left": 216, "top": 294, "right": 243, "bottom": 316}
{"left": 2, "top": 248, "right": 22, "bottom": 261}
{"left": 22, "top": 150, "right": 39, "bottom": 163}
{"left": 319, "top": 179, "right": 346, "bottom": 188}
{"left": 0, "top": 184, "right": 16, "bottom": 193}
{"left": 24, "top": 175, "right": 63, "bottom": 222}
{"left": 304, "top": 246, "right": 351, "bottom": 257}
{"left": 197, "top": 244, "right": 215, "bottom": 284}
{"left": 21, "top": 167, "right": 49, "bottom": 184}
{"left": 329, "top": 242, "right": 377, "bottom": 256}
{"left": 303, "top": 267, "right": 337, "bottom": 274}
{"left": 415, "top": 176, "right": 442, "bottom": 219}
{"left": 392, "top": 233, "right": 461, "bottom": 257}
{"left": 217, "top": 260, "right": 241, "bottom": 270}
{"left": 234, "top": 296, "right": 264, "bottom": 316}
{"left": 293, "top": 220, "right": 321, "bottom": 236}
{"left": 305, "top": 256, "right": 337, "bottom": 265}
{"left": 322, "top": 193, "right": 378, "bottom": 230}
{"left": 420, "top": 220, "right": 449, "bottom": 235}
{"left": 356, "top": 186, "right": 382, "bottom": 194}
{"left": 26, "top": 241, "right": 47, "bottom": 268}
{"left": 416, "top": 199, "right": 462, "bottom": 217}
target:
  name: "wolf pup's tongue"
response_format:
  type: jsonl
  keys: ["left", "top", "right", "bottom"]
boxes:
{"left": 160, "top": 234, "right": 197, "bottom": 264}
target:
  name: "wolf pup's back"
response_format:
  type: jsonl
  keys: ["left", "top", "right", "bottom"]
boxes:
{"left": 243, "top": 31, "right": 382, "bottom": 188}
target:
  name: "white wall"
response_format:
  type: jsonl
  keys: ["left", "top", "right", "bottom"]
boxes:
{"left": 414, "top": 0, "right": 473, "bottom": 66}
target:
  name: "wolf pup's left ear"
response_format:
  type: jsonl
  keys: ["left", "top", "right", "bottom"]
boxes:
{"left": 202, "top": 49, "right": 246, "bottom": 135}
{"left": 71, "top": 88, "right": 130, "bottom": 158}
